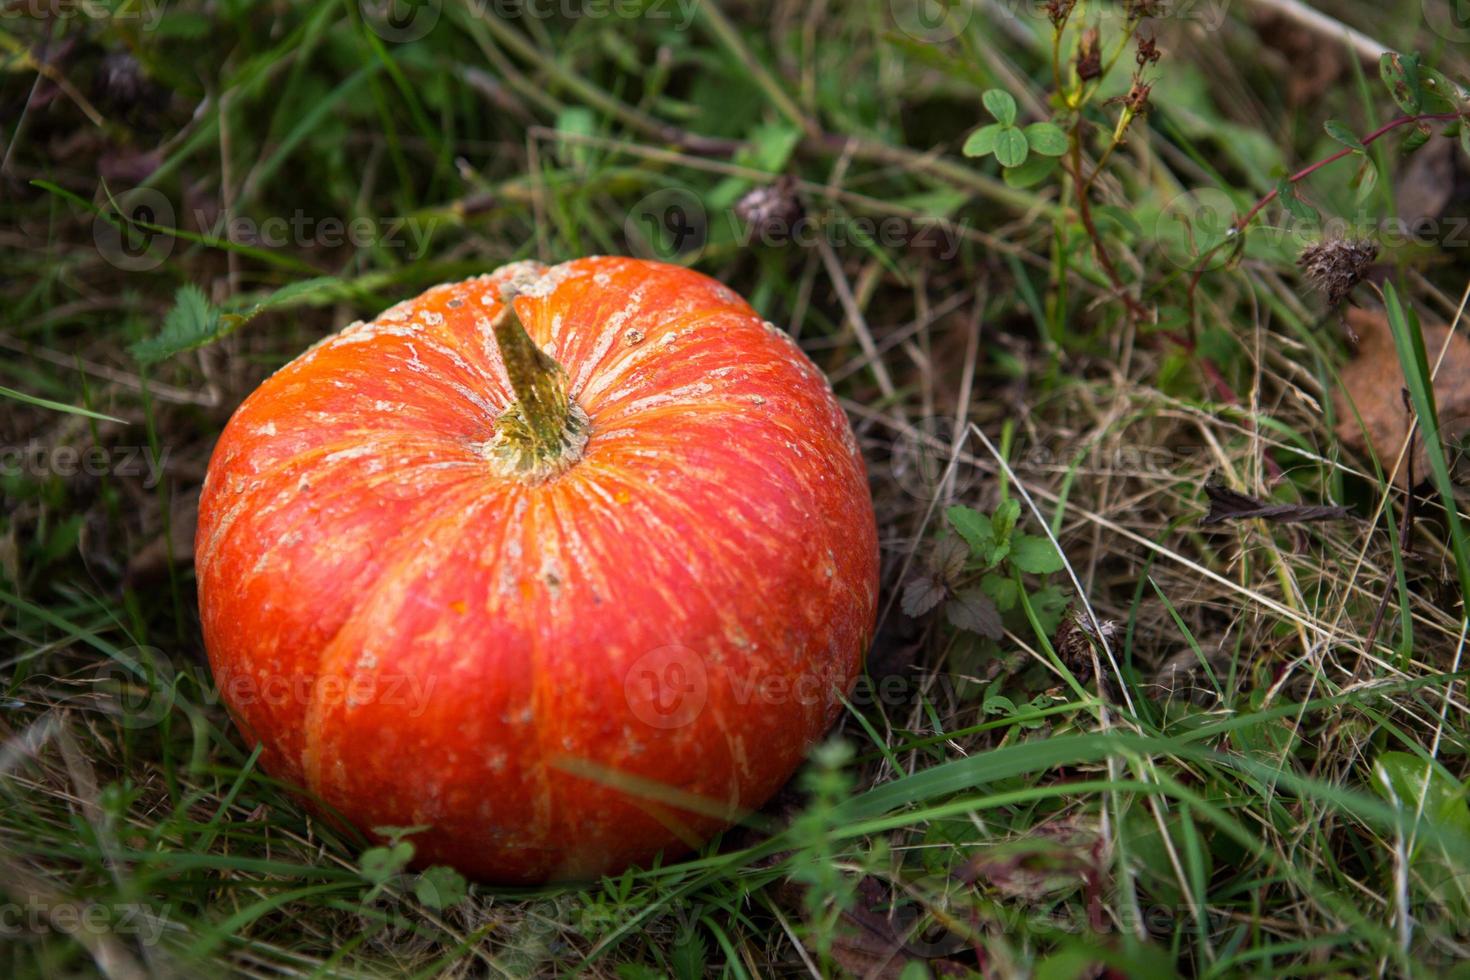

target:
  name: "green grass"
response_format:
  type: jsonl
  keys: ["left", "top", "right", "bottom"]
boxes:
{"left": 4, "top": 1, "right": 1470, "bottom": 976}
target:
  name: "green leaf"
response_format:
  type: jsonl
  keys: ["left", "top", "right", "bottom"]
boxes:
{"left": 743, "top": 120, "right": 803, "bottom": 173}
{"left": 982, "top": 89, "right": 1017, "bottom": 126}
{"left": 994, "top": 127, "right": 1029, "bottom": 168}
{"left": 130, "top": 285, "right": 222, "bottom": 366}
{"left": 1002, "top": 152, "right": 1059, "bottom": 188}
{"left": 1462, "top": 114, "right": 1470, "bottom": 160}
{"left": 1419, "top": 66, "right": 1465, "bottom": 113}
{"left": 414, "top": 865, "right": 467, "bottom": 909}
{"left": 1380, "top": 51, "right": 1423, "bottom": 114}
{"left": 670, "top": 928, "right": 709, "bottom": 980}
{"left": 1024, "top": 122, "right": 1068, "bottom": 157}
{"left": 1010, "top": 534, "right": 1065, "bottom": 574}
{"left": 131, "top": 277, "right": 342, "bottom": 365}
{"left": 947, "top": 505, "right": 995, "bottom": 556}
{"left": 1323, "top": 119, "right": 1365, "bottom": 152}
{"left": 962, "top": 123, "right": 1003, "bottom": 158}
{"left": 981, "top": 687, "right": 1017, "bottom": 715}
{"left": 359, "top": 841, "right": 414, "bottom": 884}
{"left": 1275, "top": 178, "right": 1319, "bottom": 223}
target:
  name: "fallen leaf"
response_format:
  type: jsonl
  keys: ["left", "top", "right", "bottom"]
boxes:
{"left": 1334, "top": 306, "right": 1470, "bottom": 486}
{"left": 1200, "top": 484, "right": 1354, "bottom": 524}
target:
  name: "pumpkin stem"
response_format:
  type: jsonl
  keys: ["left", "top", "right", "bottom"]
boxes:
{"left": 483, "top": 288, "right": 589, "bottom": 481}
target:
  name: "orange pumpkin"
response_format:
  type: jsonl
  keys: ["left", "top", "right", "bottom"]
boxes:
{"left": 196, "top": 256, "right": 878, "bottom": 882}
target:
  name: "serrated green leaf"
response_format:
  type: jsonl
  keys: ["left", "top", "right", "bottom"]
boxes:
{"left": 982, "top": 89, "right": 1017, "bottom": 126}
{"left": 131, "top": 277, "right": 342, "bottom": 365}
{"left": 670, "top": 928, "right": 708, "bottom": 980}
{"left": 962, "top": 123, "right": 1003, "bottom": 158}
{"left": 1010, "top": 534, "right": 1065, "bottom": 574}
{"left": 994, "top": 127, "right": 1029, "bottom": 168}
{"left": 902, "top": 576, "right": 947, "bottom": 617}
{"left": 1323, "top": 119, "right": 1365, "bottom": 152}
{"left": 1024, "top": 122, "right": 1068, "bottom": 157}
{"left": 130, "top": 285, "right": 222, "bottom": 366}
{"left": 946, "top": 588, "right": 1003, "bottom": 639}
{"left": 947, "top": 505, "right": 994, "bottom": 555}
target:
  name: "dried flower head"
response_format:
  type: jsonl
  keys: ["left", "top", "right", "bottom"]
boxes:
{"left": 1076, "top": 28, "right": 1102, "bottom": 82}
{"left": 1044, "top": 0, "right": 1077, "bottom": 28}
{"left": 1124, "top": 80, "right": 1153, "bottom": 114}
{"left": 733, "top": 175, "right": 803, "bottom": 244}
{"left": 1298, "top": 238, "right": 1378, "bottom": 307}
{"left": 1135, "top": 34, "right": 1160, "bottom": 67}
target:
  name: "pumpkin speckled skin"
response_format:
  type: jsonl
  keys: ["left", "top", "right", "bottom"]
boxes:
{"left": 196, "top": 256, "right": 879, "bottom": 883}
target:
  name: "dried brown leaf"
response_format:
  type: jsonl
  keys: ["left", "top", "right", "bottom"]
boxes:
{"left": 1200, "top": 484, "right": 1354, "bottom": 525}
{"left": 1334, "top": 306, "right": 1470, "bottom": 487}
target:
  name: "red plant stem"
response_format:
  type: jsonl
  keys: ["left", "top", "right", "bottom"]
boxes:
{"left": 1186, "top": 112, "right": 1458, "bottom": 302}
{"left": 1068, "top": 145, "right": 1147, "bottom": 323}
{"left": 1171, "top": 113, "right": 1457, "bottom": 481}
